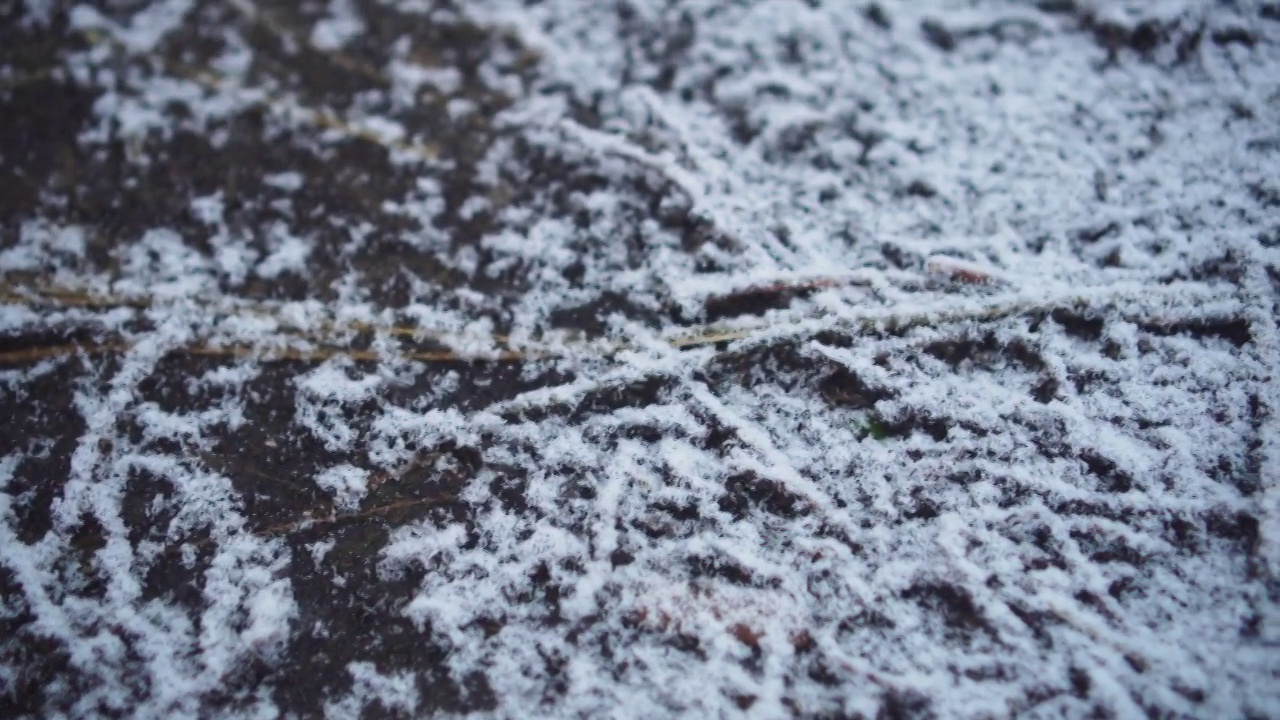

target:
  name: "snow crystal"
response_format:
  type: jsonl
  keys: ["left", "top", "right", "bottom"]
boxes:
{"left": 0, "top": 222, "right": 86, "bottom": 272}
{"left": 323, "top": 662, "right": 419, "bottom": 719}
{"left": 254, "top": 224, "right": 312, "bottom": 279}
{"left": 262, "top": 171, "right": 305, "bottom": 193}
{"left": 313, "top": 465, "right": 371, "bottom": 512}
{"left": 309, "top": 0, "right": 366, "bottom": 52}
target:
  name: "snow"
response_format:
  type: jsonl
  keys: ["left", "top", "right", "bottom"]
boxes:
{"left": 261, "top": 171, "right": 304, "bottom": 193}
{"left": 254, "top": 223, "right": 313, "bottom": 280}
{"left": 2, "top": 0, "right": 1278, "bottom": 718}
{"left": 0, "top": 222, "right": 86, "bottom": 272}
{"left": 313, "top": 465, "right": 371, "bottom": 511}
{"left": 309, "top": 0, "right": 367, "bottom": 52}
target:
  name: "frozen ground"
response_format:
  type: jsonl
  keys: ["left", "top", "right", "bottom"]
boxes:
{"left": 1, "top": 0, "right": 1278, "bottom": 717}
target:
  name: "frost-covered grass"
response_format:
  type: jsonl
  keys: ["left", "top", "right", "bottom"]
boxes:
{"left": 1, "top": 0, "right": 1278, "bottom": 718}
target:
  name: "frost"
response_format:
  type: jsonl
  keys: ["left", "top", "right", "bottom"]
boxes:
{"left": 69, "top": 0, "right": 194, "bottom": 54}
{"left": 309, "top": 0, "right": 366, "bottom": 51}
{"left": 255, "top": 223, "right": 313, "bottom": 280}
{"left": 0, "top": 222, "right": 86, "bottom": 273}
{"left": 262, "top": 172, "right": 305, "bottom": 193}
{"left": 323, "top": 662, "right": 419, "bottom": 719}
{"left": 389, "top": 59, "right": 463, "bottom": 101}
{"left": 2, "top": 0, "right": 1278, "bottom": 718}
{"left": 314, "top": 465, "right": 370, "bottom": 511}
{"left": 116, "top": 228, "right": 217, "bottom": 298}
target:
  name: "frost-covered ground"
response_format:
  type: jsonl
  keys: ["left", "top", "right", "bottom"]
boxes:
{"left": 2, "top": 0, "right": 1279, "bottom": 717}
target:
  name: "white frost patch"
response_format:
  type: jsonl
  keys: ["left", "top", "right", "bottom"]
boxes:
{"left": 323, "top": 662, "right": 420, "bottom": 719}
{"left": 0, "top": 346, "right": 296, "bottom": 716}
{"left": 389, "top": 58, "right": 463, "bottom": 106}
{"left": 310, "top": 0, "right": 367, "bottom": 51}
{"left": 69, "top": 0, "right": 194, "bottom": 53}
{"left": 190, "top": 193, "right": 225, "bottom": 225}
{"left": 263, "top": 171, "right": 305, "bottom": 193}
{"left": 314, "top": 465, "right": 371, "bottom": 511}
{"left": 446, "top": 97, "right": 477, "bottom": 120}
{"left": 255, "top": 223, "right": 313, "bottom": 279}
{"left": 296, "top": 362, "right": 385, "bottom": 403}
{"left": 293, "top": 363, "right": 387, "bottom": 452}
{"left": 115, "top": 227, "right": 217, "bottom": 298}
{"left": 0, "top": 221, "right": 86, "bottom": 272}
{"left": 308, "top": 538, "right": 336, "bottom": 566}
